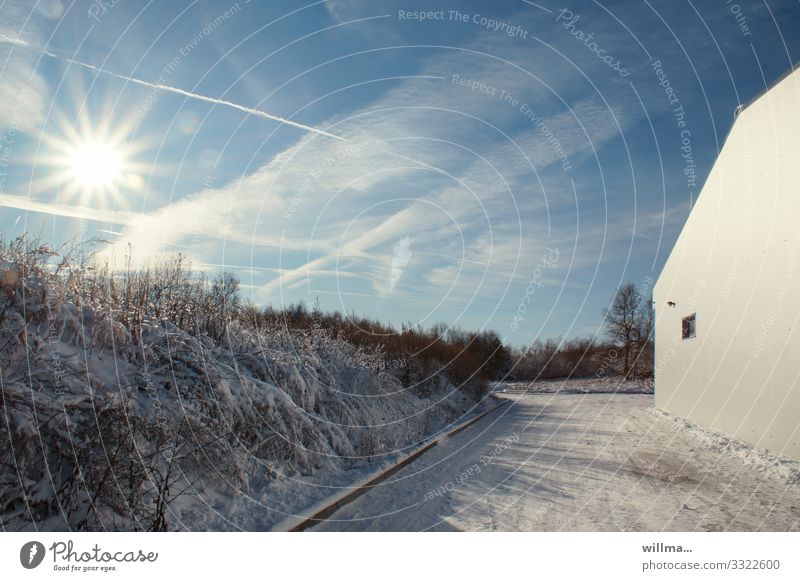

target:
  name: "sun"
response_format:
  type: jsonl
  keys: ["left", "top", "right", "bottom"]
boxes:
{"left": 35, "top": 106, "right": 151, "bottom": 209}
{"left": 67, "top": 140, "right": 125, "bottom": 190}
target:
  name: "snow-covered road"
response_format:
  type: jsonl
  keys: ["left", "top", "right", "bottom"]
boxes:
{"left": 314, "top": 393, "right": 800, "bottom": 531}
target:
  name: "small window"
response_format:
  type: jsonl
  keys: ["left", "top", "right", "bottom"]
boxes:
{"left": 682, "top": 314, "right": 696, "bottom": 339}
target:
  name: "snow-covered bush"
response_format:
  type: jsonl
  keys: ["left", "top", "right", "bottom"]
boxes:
{"left": 0, "top": 236, "right": 482, "bottom": 530}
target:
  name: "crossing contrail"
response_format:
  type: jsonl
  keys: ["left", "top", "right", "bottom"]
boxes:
{"left": 0, "top": 34, "right": 345, "bottom": 141}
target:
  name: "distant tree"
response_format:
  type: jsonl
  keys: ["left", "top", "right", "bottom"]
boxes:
{"left": 604, "top": 283, "right": 651, "bottom": 380}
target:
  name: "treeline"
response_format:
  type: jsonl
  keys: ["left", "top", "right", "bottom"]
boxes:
{"left": 0, "top": 235, "right": 508, "bottom": 399}
{"left": 243, "top": 302, "right": 511, "bottom": 398}
{"left": 2, "top": 235, "right": 653, "bottom": 391}
{"left": 508, "top": 282, "right": 654, "bottom": 382}
{"left": 247, "top": 278, "right": 655, "bottom": 387}
{"left": 78, "top": 237, "right": 655, "bottom": 386}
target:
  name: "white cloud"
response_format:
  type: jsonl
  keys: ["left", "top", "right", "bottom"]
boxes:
{"left": 105, "top": 32, "right": 641, "bottom": 304}
{"left": 13, "top": 1, "right": 647, "bottom": 315}
{"left": 0, "top": 3, "right": 49, "bottom": 135}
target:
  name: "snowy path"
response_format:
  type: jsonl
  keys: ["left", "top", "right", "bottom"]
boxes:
{"left": 314, "top": 394, "right": 800, "bottom": 531}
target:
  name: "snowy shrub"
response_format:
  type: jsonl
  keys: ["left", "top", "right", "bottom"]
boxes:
{"left": 0, "top": 236, "right": 484, "bottom": 530}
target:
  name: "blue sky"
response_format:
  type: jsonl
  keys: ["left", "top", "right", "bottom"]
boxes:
{"left": 1, "top": 0, "right": 799, "bottom": 346}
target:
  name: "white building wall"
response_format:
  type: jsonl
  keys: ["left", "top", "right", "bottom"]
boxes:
{"left": 654, "top": 67, "right": 800, "bottom": 460}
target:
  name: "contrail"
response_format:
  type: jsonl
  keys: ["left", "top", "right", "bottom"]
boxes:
{"left": 0, "top": 34, "right": 345, "bottom": 141}
{"left": 0, "top": 33, "right": 30, "bottom": 47}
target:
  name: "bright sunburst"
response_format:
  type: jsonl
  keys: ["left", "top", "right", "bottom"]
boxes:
{"left": 67, "top": 140, "right": 124, "bottom": 190}
{"left": 35, "top": 106, "right": 149, "bottom": 209}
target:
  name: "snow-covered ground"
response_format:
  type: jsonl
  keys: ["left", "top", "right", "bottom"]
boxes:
{"left": 174, "top": 403, "right": 498, "bottom": 531}
{"left": 314, "top": 392, "right": 800, "bottom": 531}
{"left": 3, "top": 253, "right": 796, "bottom": 532}
{"left": 493, "top": 376, "right": 653, "bottom": 394}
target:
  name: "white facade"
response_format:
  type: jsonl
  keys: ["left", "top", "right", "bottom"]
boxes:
{"left": 654, "top": 66, "right": 800, "bottom": 460}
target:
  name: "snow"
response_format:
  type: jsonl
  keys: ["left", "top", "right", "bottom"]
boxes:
{"left": 493, "top": 375, "right": 654, "bottom": 394}
{"left": 314, "top": 390, "right": 800, "bottom": 531}
{"left": 4, "top": 255, "right": 797, "bottom": 532}
{"left": 173, "top": 404, "right": 501, "bottom": 532}
{"left": 648, "top": 407, "right": 800, "bottom": 486}
{"left": 0, "top": 264, "right": 487, "bottom": 531}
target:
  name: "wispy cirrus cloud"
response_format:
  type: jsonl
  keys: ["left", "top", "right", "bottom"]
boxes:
{"left": 0, "top": 4, "right": 49, "bottom": 135}
{"left": 75, "top": 3, "right": 647, "bottom": 310}
{"left": 2, "top": 0, "right": 652, "bottom": 322}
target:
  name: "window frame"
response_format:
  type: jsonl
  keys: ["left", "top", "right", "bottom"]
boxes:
{"left": 681, "top": 313, "right": 696, "bottom": 340}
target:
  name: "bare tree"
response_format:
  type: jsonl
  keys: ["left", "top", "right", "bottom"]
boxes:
{"left": 605, "top": 283, "right": 645, "bottom": 380}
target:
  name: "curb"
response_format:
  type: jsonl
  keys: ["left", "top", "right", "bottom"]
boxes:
{"left": 282, "top": 399, "right": 510, "bottom": 532}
